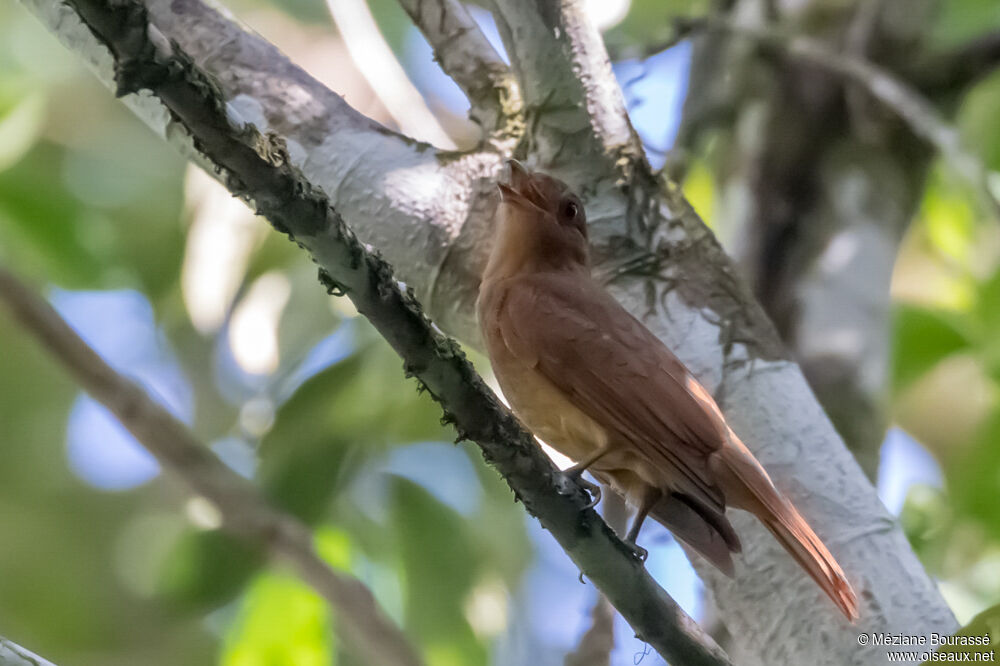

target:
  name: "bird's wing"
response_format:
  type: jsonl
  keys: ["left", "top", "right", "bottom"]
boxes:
{"left": 497, "top": 274, "right": 729, "bottom": 511}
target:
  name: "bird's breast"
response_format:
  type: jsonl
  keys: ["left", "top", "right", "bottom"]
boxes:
{"left": 477, "top": 289, "right": 602, "bottom": 462}
{"left": 495, "top": 352, "right": 607, "bottom": 462}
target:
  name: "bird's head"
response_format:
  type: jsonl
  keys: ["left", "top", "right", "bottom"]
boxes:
{"left": 490, "top": 160, "right": 589, "bottom": 274}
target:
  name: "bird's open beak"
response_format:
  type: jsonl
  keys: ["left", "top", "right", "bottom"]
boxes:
{"left": 507, "top": 159, "right": 532, "bottom": 193}
{"left": 498, "top": 159, "right": 543, "bottom": 209}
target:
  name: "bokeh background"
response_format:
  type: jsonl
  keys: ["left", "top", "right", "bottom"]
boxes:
{"left": 1, "top": 0, "right": 1000, "bottom": 664}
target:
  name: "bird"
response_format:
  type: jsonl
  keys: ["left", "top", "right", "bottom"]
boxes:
{"left": 476, "top": 159, "right": 859, "bottom": 621}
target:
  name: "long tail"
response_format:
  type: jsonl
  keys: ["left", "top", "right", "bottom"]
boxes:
{"left": 714, "top": 434, "right": 860, "bottom": 621}
{"left": 758, "top": 498, "right": 859, "bottom": 621}
{"left": 650, "top": 493, "right": 741, "bottom": 577}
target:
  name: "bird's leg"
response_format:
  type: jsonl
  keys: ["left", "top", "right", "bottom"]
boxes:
{"left": 624, "top": 488, "right": 662, "bottom": 562}
{"left": 572, "top": 476, "right": 602, "bottom": 510}
{"left": 563, "top": 443, "right": 613, "bottom": 508}
{"left": 564, "top": 442, "right": 613, "bottom": 477}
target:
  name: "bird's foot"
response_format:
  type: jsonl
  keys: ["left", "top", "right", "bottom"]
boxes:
{"left": 562, "top": 470, "right": 602, "bottom": 509}
{"left": 624, "top": 539, "right": 648, "bottom": 563}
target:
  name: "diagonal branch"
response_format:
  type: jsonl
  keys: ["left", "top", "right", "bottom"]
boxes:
{"left": 0, "top": 266, "right": 423, "bottom": 666}
{"left": 17, "top": 0, "right": 733, "bottom": 664}
{"left": 396, "top": 0, "right": 523, "bottom": 149}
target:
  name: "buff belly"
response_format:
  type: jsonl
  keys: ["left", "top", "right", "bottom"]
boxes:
{"left": 489, "top": 347, "right": 665, "bottom": 503}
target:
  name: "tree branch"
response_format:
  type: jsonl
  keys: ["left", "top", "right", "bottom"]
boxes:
{"left": 11, "top": 1, "right": 733, "bottom": 664}
{"left": 0, "top": 636, "right": 58, "bottom": 666}
{"left": 678, "top": 16, "right": 1000, "bottom": 217}
{"left": 0, "top": 267, "right": 423, "bottom": 666}
{"left": 396, "top": 0, "right": 523, "bottom": 149}
{"left": 490, "top": 0, "right": 643, "bottom": 177}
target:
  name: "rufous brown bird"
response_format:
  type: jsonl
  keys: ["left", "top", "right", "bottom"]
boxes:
{"left": 477, "top": 160, "right": 859, "bottom": 621}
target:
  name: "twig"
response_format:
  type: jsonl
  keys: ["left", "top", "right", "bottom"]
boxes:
{"left": 396, "top": 0, "right": 523, "bottom": 149}
{"left": 0, "top": 266, "right": 423, "bottom": 666}
{"left": 325, "top": 0, "right": 456, "bottom": 149}
{"left": 677, "top": 16, "right": 1000, "bottom": 217}
{"left": 0, "top": 636, "right": 58, "bottom": 666}
{"left": 33, "top": 0, "right": 734, "bottom": 662}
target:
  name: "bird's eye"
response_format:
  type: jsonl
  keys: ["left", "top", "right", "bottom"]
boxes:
{"left": 557, "top": 197, "right": 587, "bottom": 237}
{"left": 559, "top": 199, "right": 583, "bottom": 224}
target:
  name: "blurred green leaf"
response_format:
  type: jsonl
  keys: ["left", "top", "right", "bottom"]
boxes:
{"left": 973, "top": 267, "right": 1000, "bottom": 379}
{"left": 958, "top": 70, "right": 1000, "bottom": 173}
{"left": 260, "top": 351, "right": 369, "bottom": 523}
{"left": 0, "top": 91, "right": 45, "bottom": 173}
{"left": 156, "top": 530, "right": 264, "bottom": 611}
{"left": 261, "top": 328, "right": 451, "bottom": 509}
{"left": 315, "top": 525, "right": 354, "bottom": 571}
{"left": 921, "top": 602, "right": 999, "bottom": 664}
{"left": 390, "top": 476, "right": 485, "bottom": 666}
{"left": 892, "top": 304, "right": 972, "bottom": 393}
{"left": 899, "top": 484, "right": 953, "bottom": 573}
{"left": 605, "top": 0, "right": 708, "bottom": 52}
{"left": 0, "top": 144, "right": 103, "bottom": 285}
{"left": 0, "top": 139, "right": 185, "bottom": 296}
{"left": 682, "top": 159, "right": 716, "bottom": 231}
{"left": 947, "top": 413, "right": 1000, "bottom": 539}
{"left": 975, "top": 267, "right": 1000, "bottom": 332}
{"left": 928, "top": 0, "right": 1000, "bottom": 49}
{"left": 221, "top": 572, "right": 334, "bottom": 666}
{"left": 922, "top": 176, "right": 977, "bottom": 267}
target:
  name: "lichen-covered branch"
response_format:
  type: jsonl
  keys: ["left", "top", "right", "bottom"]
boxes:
{"left": 396, "top": 0, "right": 523, "bottom": 149}
{"left": 13, "top": 1, "right": 733, "bottom": 664}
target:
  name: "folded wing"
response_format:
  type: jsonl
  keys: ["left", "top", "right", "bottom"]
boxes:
{"left": 496, "top": 273, "right": 731, "bottom": 514}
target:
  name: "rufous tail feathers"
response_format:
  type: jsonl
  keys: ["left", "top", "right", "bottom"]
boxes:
{"left": 716, "top": 435, "right": 860, "bottom": 621}
{"left": 758, "top": 500, "right": 859, "bottom": 621}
